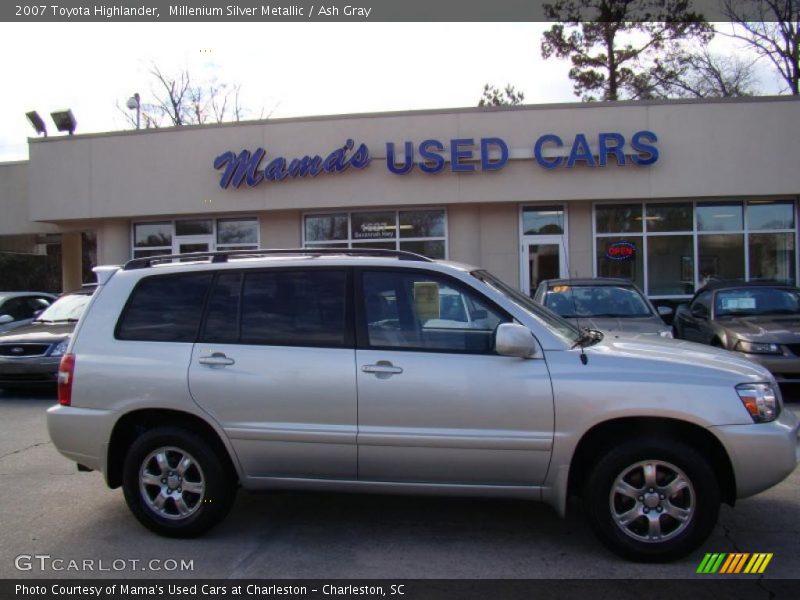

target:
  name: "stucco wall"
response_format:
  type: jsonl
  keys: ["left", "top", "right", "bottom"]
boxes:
{"left": 0, "top": 162, "right": 57, "bottom": 236}
{"left": 26, "top": 98, "right": 800, "bottom": 224}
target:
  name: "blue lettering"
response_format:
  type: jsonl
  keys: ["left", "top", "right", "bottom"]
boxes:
{"left": 534, "top": 135, "right": 564, "bottom": 169}
{"left": 287, "top": 155, "right": 323, "bottom": 177}
{"left": 264, "top": 157, "right": 288, "bottom": 181}
{"left": 350, "top": 143, "right": 371, "bottom": 168}
{"left": 630, "top": 130, "right": 659, "bottom": 166}
{"left": 566, "top": 134, "right": 596, "bottom": 168}
{"left": 450, "top": 138, "right": 475, "bottom": 173}
{"left": 386, "top": 142, "right": 415, "bottom": 175}
{"left": 480, "top": 137, "right": 508, "bottom": 171}
{"left": 214, "top": 148, "right": 265, "bottom": 189}
{"left": 598, "top": 133, "right": 626, "bottom": 166}
{"left": 418, "top": 139, "right": 445, "bottom": 174}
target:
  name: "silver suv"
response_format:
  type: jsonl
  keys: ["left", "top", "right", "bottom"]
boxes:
{"left": 47, "top": 249, "right": 799, "bottom": 562}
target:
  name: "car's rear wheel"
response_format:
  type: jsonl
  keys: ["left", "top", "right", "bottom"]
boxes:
{"left": 584, "top": 437, "right": 720, "bottom": 562}
{"left": 122, "top": 426, "right": 236, "bottom": 537}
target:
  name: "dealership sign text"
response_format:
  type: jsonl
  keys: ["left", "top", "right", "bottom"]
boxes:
{"left": 214, "top": 131, "right": 659, "bottom": 189}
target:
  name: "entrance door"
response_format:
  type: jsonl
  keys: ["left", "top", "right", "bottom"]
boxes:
{"left": 522, "top": 237, "right": 567, "bottom": 296}
{"left": 175, "top": 234, "right": 214, "bottom": 256}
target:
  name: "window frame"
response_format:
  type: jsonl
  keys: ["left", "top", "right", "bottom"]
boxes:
{"left": 353, "top": 266, "right": 513, "bottom": 355}
{"left": 131, "top": 216, "right": 261, "bottom": 259}
{"left": 593, "top": 199, "right": 799, "bottom": 299}
{"left": 302, "top": 207, "right": 448, "bottom": 259}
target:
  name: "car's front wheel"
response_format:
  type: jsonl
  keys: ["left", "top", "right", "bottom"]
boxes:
{"left": 584, "top": 437, "right": 720, "bottom": 562}
{"left": 122, "top": 426, "right": 236, "bottom": 537}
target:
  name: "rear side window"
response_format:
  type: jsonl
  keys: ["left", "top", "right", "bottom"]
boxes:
{"left": 117, "top": 273, "right": 213, "bottom": 342}
{"left": 201, "top": 269, "right": 349, "bottom": 347}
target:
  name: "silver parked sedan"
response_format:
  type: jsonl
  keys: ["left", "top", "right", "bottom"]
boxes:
{"left": 533, "top": 278, "right": 673, "bottom": 338}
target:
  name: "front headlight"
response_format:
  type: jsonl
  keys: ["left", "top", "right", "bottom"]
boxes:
{"left": 50, "top": 339, "right": 69, "bottom": 357}
{"left": 736, "top": 383, "right": 779, "bottom": 423}
{"left": 659, "top": 330, "right": 673, "bottom": 338}
{"left": 735, "top": 340, "right": 782, "bottom": 355}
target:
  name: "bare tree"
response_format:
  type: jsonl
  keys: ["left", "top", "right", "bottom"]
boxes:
{"left": 722, "top": 0, "right": 800, "bottom": 95}
{"left": 118, "top": 64, "right": 259, "bottom": 129}
{"left": 478, "top": 83, "right": 526, "bottom": 106}
{"left": 647, "top": 45, "right": 759, "bottom": 98}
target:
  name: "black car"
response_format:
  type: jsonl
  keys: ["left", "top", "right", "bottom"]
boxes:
{"left": 0, "top": 287, "right": 93, "bottom": 390}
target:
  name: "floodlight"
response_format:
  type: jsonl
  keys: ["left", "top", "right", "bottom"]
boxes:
{"left": 26, "top": 111, "right": 47, "bottom": 137}
{"left": 51, "top": 109, "right": 77, "bottom": 135}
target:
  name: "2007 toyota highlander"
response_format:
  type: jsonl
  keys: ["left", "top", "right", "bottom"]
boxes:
{"left": 47, "top": 249, "right": 799, "bottom": 562}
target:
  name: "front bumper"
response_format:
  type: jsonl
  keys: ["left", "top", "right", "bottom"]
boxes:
{"left": 0, "top": 357, "right": 60, "bottom": 387}
{"left": 710, "top": 406, "right": 800, "bottom": 499}
{"left": 736, "top": 352, "right": 800, "bottom": 384}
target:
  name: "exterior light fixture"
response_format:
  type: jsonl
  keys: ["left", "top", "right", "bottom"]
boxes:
{"left": 126, "top": 93, "right": 141, "bottom": 129}
{"left": 50, "top": 109, "right": 77, "bottom": 135}
{"left": 26, "top": 111, "right": 47, "bottom": 137}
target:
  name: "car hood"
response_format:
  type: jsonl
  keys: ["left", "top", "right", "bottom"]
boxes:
{"left": 565, "top": 315, "right": 669, "bottom": 335}
{"left": 587, "top": 334, "right": 772, "bottom": 383}
{"left": 716, "top": 315, "right": 800, "bottom": 343}
{"left": 0, "top": 321, "right": 75, "bottom": 344}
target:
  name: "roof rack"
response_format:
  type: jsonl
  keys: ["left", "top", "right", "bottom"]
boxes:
{"left": 123, "top": 247, "right": 434, "bottom": 270}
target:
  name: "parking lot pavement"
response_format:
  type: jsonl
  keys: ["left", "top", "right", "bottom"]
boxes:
{"left": 0, "top": 390, "right": 798, "bottom": 582}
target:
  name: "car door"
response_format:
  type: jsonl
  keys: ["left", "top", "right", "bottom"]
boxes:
{"left": 677, "top": 291, "right": 712, "bottom": 343}
{"left": 355, "top": 268, "right": 554, "bottom": 486}
{"left": 188, "top": 267, "right": 357, "bottom": 480}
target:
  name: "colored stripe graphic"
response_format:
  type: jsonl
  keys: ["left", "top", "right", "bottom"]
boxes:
{"left": 699, "top": 552, "right": 773, "bottom": 574}
{"left": 744, "top": 553, "right": 773, "bottom": 574}
{"left": 697, "top": 553, "right": 727, "bottom": 573}
{"left": 719, "top": 553, "right": 749, "bottom": 573}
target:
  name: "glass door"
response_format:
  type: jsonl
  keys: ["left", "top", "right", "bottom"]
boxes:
{"left": 174, "top": 234, "right": 214, "bottom": 259}
{"left": 522, "top": 237, "right": 567, "bottom": 296}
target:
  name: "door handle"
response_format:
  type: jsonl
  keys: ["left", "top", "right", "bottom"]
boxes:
{"left": 362, "top": 361, "right": 403, "bottom": 377}
{"left": 198, "top": 352, "right": 235, "bottom": 367}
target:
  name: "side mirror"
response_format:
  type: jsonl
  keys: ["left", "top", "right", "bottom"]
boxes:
{"left": 657, "top": 305, "right": 674, "bottom": 317}
{"left": 495, "top": 323, "right": 538, "bottom": 359}
{"left": 0, "top": 314, "right": 13, "bottom": 325}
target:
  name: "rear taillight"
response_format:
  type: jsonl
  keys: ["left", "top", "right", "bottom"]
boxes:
{"left": 57, "top": 354, "right": 75, "bottom": 406}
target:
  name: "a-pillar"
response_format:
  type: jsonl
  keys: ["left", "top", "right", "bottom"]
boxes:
{"left": 61, "top": 232, "right": 82, "bottom": 292}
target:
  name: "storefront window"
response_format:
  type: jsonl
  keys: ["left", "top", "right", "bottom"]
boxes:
{"left": 697, "top": 203, "right": 743, "bottom": 232}
{"left": 134, "top": 222, "right": 172, "bottom": 248}
{"left": 595, "top": 204, "right": 642, "bottom": 234}
{"left": 304, "top": 209, "right": 447, "bottom": 259}
{"left": 749, "top": 233, "right": 796, "bottom": 284}
{"left": 522, "top": 206, "right": 564, "bottom": 235}
{"left": 175, "top": 219, "right": 213, "bottom": 236}
{"left": 747, "top": 201, "right": 795, "bottom": 230}
{"left": 217, "top": 218, "right": 258, "bottom": 246}
{"left": 305, "top": 214, "right": 348, "bottom": 242}
{"left": 698, "top": 234, "right": 745, "bottom": 283}
{"left": 645, "top": 203, "right": 692, "bottom": 232}
{"left": 647, "top": 236, "right": 694, "bottom": 295}
{"left": 596, "top": 236, "right": 644, "bottom": 289}
{"left": 594, "top": 200, "right": 798, "bottom": 297}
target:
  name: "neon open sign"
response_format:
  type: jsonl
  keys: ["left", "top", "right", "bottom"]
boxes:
{"left": 606, "top": 241, "right": 636, "bottom": 261}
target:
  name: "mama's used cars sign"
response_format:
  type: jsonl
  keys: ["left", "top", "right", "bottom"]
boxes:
{"left": 213, "top": 131, "right": 659, "bottom": 189}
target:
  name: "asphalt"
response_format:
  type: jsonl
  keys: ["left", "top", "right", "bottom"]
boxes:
{"left": 0, "top": 389, "right": 797, "bottom": 584}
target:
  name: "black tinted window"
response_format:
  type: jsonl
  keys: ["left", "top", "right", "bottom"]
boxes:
{"left": 202, "top": 273, "right": 242, "bottom": 344}
{"left": 240, "top": 270, "right": 347, "bottom": 347}
{"left": 117, "top": 273, "right": 212, "bottom": 342}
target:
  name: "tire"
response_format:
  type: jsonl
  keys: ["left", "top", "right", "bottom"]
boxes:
{"left": 584, "top": 437, "right": 720, "bottom": 562}
{"left": 122, "top": 426, "right": 236, "bottom": 537}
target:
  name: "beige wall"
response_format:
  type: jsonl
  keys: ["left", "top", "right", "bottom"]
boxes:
{"left": 26, "top": 98, "right": 800, "bottom": 224}
{"left": 449, "top": 203, "right": 519, "bottom": 287}
{"left": 0, "top": 162, "right": 57, "bottom": 236}
{"left": 261, "top": 209, "right": 301, "bottom": 248}
{"left": 567, "top": 202, "right": 593, "bottom": 278}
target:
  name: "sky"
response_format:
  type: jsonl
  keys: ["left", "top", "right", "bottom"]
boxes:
{"left": 0, "top": 22, "right": 785, "bottom": 162}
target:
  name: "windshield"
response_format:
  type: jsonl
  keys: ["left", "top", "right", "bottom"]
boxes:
{"left": 471, "top": 270, "right": 580, "bottom": 343}
{"left": 35, "top": 293, "right": 90, "bottom": 322}
{"left": 715, "top": 287, "right": 800, "bottom": 317}
{"left": 544, "top": 285, "right": 653, "bottom": 318}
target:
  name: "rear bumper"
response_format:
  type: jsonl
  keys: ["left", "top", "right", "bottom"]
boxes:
{"left": 46, "top": 404, "right": 115, "bottom": 475}
{"left": 710, "top": 407, "right": 800, "bottom": 499}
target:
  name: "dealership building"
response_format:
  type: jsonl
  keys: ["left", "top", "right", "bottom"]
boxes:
{"left": 1, "top": 96, "right": 798, "bottom": 304}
